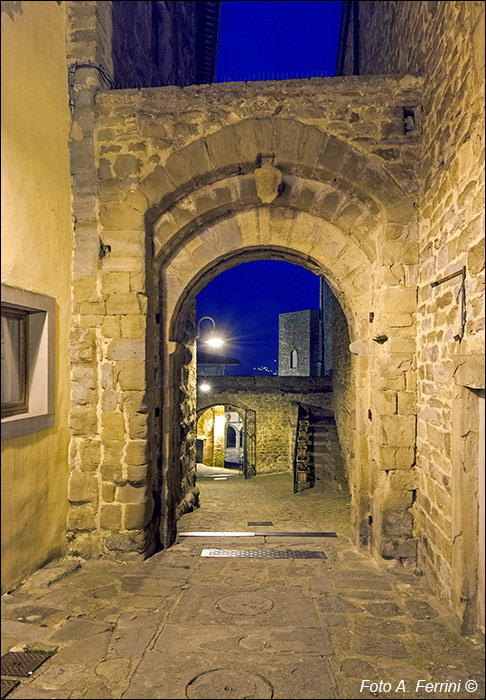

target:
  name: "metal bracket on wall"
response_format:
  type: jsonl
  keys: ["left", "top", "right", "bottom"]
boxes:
{"left": 430, "top": 266, "right": 466, "bottom": 341}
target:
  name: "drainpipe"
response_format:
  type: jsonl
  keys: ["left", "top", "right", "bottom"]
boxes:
{"left": 353, "top": 0, "right": 360, "bottom": 76}
{"left": 335, "top": 1, "right": 360, "bottom": 76}
{"left": 335, "top": 1, "right": 351, "bottom": 76}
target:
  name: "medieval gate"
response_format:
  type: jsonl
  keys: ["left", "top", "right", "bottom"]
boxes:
{"left": 67, "top": 75, "right": 422, "bottom": 569}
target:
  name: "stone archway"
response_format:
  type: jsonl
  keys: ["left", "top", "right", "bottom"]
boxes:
{"left": 148, "top": 119, "right": 417, "bottom": 560}
{"left": 68, "top": 97, "right": 419, "bottom": 569}
{"left": 159, "top": 237, "right": 364, "bottom": 546}
{"left": 196, "top": 403, "right": 246, "bottom": 471}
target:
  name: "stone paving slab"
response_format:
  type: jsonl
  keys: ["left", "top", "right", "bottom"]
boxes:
{"left": 121, "top": 648, "right": 339, "bottom": 699}
{"left": 2, "top": 472, "right": 484, "bottom": 700}
{"left": 166, "top": 583, "right": 320, "bottom": 626}
{"left": 7, "top": 690, "right": 72, "bottom": 699}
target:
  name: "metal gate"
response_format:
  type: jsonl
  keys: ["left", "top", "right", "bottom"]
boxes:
{"left": 243, "top": 408, "right": 257, "bottom": 479}
{"left": 293, "top": 404, "right": 315, "bottom": 493}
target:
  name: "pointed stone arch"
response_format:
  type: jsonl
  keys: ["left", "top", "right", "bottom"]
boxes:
{"left": 142, "top": 120, "right": 417, "bottom": 563}
{"left": 142, "top": 117, "right": 414, "bottom": 231}
{"left": 68, "top": 105, "right": 419, "bottom": 570}
{"left": 156, "top": 207, "right": 367, "bottom": 546}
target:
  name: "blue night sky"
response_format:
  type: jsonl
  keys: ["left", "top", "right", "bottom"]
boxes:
{"left": 215, "top": 1, "right": 343, "bottom": 81}
{"left": 197, "top": 1, "right": 343, "bottom": 375}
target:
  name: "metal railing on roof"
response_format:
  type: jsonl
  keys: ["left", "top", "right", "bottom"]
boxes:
{"left": 215, "top": 69, "right": 333, "bottom": 83}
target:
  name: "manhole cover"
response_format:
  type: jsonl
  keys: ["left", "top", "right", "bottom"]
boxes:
{"left": 1, "top": 679, "right": 19, "bottom": 699}
{"left": 201, "top": 549, "right": 327, "bottom": 559}
{"left": 215, "top": 592, "right": 274, "bottom": 615}
{"left": 1, "top": 651, "right": 50, "bottom": 677}
{"left": 186, "top": 669, "right": 273, "bottom": 699}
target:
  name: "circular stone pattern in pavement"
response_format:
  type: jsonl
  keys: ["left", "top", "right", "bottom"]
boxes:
{"left": 186, "top": 669, "right": 274, "bottom": 699}
{"left": 215, "top": 592, "right": 274, "bottom": 615}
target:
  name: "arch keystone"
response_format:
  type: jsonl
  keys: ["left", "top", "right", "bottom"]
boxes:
{"left": 255, "top": 162, "right": 283, "bottom": 204}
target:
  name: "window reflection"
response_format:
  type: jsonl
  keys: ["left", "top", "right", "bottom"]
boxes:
{"left": 1, "top": 309, "right": 28, "bottom": 416}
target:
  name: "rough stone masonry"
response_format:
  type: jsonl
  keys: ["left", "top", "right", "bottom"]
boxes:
{"left": 67, "top": 68, "right": 423, "bottom": 574}
{"left": 62, "top": 0, "right": 485, "bottom": 637}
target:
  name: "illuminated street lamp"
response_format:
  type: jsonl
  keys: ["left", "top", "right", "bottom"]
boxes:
{"left": 196, "top": 316, "right": 224, "bottom": 347}
{"left": 199, "top": 383, "right": 211, "bottom": 392}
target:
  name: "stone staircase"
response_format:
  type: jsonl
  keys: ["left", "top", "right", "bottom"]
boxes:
{"left": 306, "top": 408, "right": 347, "bottom": 490}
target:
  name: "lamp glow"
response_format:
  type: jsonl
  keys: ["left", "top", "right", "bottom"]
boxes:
{"left": 205, "top": 336, "right": 224, "bottom": 348}
{"left": 197, "top": 316, "right": 225, "bottom": 347}
{"left": 200, "top": 383, "right": 211, "bottom": 392}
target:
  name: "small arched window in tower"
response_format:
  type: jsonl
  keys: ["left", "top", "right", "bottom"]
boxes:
{"left": 290, "top": 348, "right": 298, "bottom": 369}
{"left": 226, "top": 425, "right": 236, "bottom": 448}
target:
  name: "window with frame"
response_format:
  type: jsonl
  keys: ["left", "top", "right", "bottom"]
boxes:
{"left": 1, "top": 285, "right": 55, "bottom": 440}
{"left": 1, "top": 306, "right": 29, "bottom": 417}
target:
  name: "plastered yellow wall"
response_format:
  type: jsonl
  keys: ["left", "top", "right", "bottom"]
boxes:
{"left": 1, "top": 1, "right": 73, "bottom": 592}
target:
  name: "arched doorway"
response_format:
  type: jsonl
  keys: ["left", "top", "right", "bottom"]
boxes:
{"left": 161, "top": 241, "right": 360, "bottom": 546}
{"left": 147, "top": 119, "right": 416, "bottom": 559}
{"left": 67, "top": 112, "right": 418, "bottom": 570}
{"left": 196, "top": 403, "right": 253, "bottom": 476}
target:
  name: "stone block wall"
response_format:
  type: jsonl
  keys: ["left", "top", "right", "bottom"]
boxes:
{"left": 170, "top": 324, "right": 199, "bottom": 527}
{"left": 66, "top": 2, "right": 158, "bottom": 558}
{"left": 111, "top": 1, "right": 198, "bottom": 88}
{"left": 65, "top": 1, "right": 110, "bottom": 68}
{"left": 341, "top": 0, "right": 485, "bottom": 625}
{"left": 111, "top": 1, "right": 158, "bottom": 88}
{"left": 196, "top": 377, "right": 333, "bottom": 474}
{"left": 197, "top": 405, "right": 226, "bottom": 468}
{"left": 332, "top": 298, "right": 353, "bottom": 471}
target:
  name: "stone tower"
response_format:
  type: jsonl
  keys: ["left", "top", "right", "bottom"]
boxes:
{"left": 278, "top": 309, "right": 320, "bottom": 376}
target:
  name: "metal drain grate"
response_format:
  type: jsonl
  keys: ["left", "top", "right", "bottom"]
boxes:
{"left": 248, "top": 521, "right": 273, "bottom": 526}
{"left": 201, "top": 548, "right": 327, "bottom": 559}
{"left": 1, "top": 651, "right": 51, "bottom": 678}
{"left": 1, "top": 679, "right": 19, "bottom": 699}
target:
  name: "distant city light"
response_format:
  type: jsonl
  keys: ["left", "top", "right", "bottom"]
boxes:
{"left": 253, "top": 366, "right": 278, "bottom": 375}
{"left": 200, "top": 383, "right": 211, "bottom": 392}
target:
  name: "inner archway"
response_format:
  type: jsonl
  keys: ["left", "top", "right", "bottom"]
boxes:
{"left": 196, "top": 404, "right": 246, "bottom": 472}
{"left": 194, "top": 258, "right": 349, "bottom": 484}
{"left": 161, "top": 242, "right": 361, "bottom": 545}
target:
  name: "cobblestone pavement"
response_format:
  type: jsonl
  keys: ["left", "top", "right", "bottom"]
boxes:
{"left": 2, "top": 451, "right": 485, "bottom": 698}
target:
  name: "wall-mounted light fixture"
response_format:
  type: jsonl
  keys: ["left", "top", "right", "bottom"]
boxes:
{"left": 197, "top": 316, "right": 225, "bottom": 348}
{"left": 199, "top": 383, "right": 211, "bottom": 392}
